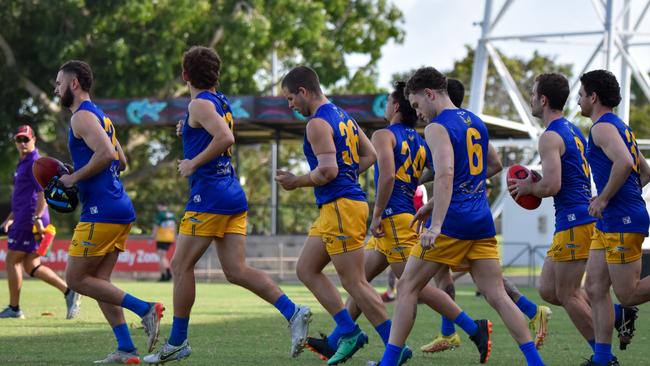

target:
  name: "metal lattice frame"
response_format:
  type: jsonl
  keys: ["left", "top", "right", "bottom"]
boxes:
{"left": 468, "top": 0, "right": 650, "bottom": 217}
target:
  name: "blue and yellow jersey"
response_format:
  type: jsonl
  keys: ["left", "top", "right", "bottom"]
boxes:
{"left": 182, "top": 91, "right": 247, "bottom": 215}
{"left": 586, "top": 113, "right": 648, "bottom": 235}
{"left": 432, "top": 109, "right": 495, "bottom": 239}
{"left": 373, "top": 123, "right": 431, "bottom": 218}
{"left": 546, "top": 118, "right": 596, "bottom": 232}
{"left": 69, "top": 101, "right": 135, "bottom": 224}
{"left": 304, "top": 103, "right": 366, "bottom": 206}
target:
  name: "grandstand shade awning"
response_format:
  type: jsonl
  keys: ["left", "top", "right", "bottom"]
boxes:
{"left": 97, "top": 94, "right": 530, "bottom": 143}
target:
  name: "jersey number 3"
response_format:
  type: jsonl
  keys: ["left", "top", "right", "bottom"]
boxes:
{"left": 339, "top": 120, "right": 360, "bottom": 165}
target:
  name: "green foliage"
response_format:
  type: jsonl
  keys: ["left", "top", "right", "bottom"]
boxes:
{"left": 0, "top": 0, "right": 404, "bottom": 233}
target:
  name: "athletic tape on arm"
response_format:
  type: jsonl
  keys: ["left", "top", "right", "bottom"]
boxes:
{"left": 309, "top": 153, "right": 337, "bottom": 185}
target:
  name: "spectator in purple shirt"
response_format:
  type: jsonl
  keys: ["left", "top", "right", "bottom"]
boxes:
{"left": 0, "top": 125, "right": 81, "bottom": 319}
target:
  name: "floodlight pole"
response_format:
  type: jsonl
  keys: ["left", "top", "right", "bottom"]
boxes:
{"left": 470, "top": 0, "right": 650, "bottom": 219}
{"left": 270, "top": 48, "right": 279, "bottom": 235}
{"left": 620, "top": 0, "right": 632, "bottom": 122}
{"left": 469, "top": 0, "right": 493, "bottom": 114}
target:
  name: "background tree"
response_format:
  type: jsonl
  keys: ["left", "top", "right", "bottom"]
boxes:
{"left": 0, "top": 0, "right": 405, "bottom": 234}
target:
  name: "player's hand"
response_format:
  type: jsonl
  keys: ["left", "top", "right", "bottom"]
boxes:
{"left": 177, "top": 159, "right": 196, "bottom": 177}
{"left": 588, "top": 195, "right": 608, "bottom": 219}
{"left": 275, "top": 170, "right": 297, "bottom": 190}
{"left": 58, "top": 174, "right": 76, "bottom": 188}
{"left": 370, "top": 215, "right": 385, "bottom": 237}
{"left": 34, "top": 219, "right": 45, "bottom": 235}
{"left": 176, "top": 119, "right": 184, "bottom": 137}
{"left": 507, "top": 174, "right": 533, "bottom": 200}
{"left": 410, "top": 203, "right": 433, "bottom": 233}
{"left": 420, "top": 225, "right": 440, "bottom": 250}
{"left": 1, "top": 218, "right": 13, "bottom": 233}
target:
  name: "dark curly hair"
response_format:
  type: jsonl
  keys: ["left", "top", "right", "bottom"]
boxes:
{"left": 580, "top": 69, "right": 621, "bottom": 108}
{"left": 59, "top": 60, "right": 93, "bottom": 92}
{"left": 447, "top": 78, "right": 465, "bottom": 108}
{"left": 281, "top": 66, "right": 322, "bottom": 95}
{"left": 391, "top": 81, "right": 418, "bottom": 127}
{"left": 182, "top": 46, "right": 221, "bottom": 90}
{"left": 405, "top": 67, "right": 447, "bottom": 97}
{"left": 535, "top": 73, "right": 569, "bottom": 110}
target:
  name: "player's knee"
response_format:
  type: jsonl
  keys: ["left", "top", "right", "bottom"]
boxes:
{"left": 395, "top": 277, "right": 418, "bottom": 297}
{"left": 27, "top": 264, "right": 42, "bottom": 277}
{"left": 340, "top": 276, "right": 365, "bottom": 295}
{"left": 584, "top": 279, "right": 607, "bottom": 300}
{"left": 612, "top": 289, "right": 636, "bottom": 306}
{"left": 538, "top": 284, "right": 560, "bottom": 305}
{"left": 223, "top": 266, "right": 247, "bottom": 286}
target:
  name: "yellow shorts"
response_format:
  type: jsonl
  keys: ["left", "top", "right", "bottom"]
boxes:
{"left": 410, "top": 234, "right": 498, "bottom": 266}
{"left": 365, "top": 237, "right": 377, "bottom": 251}
{"left": 179, "top": 211, "right": 247, "bottom": 238}
{"left": 372, "top": 213, "right": 418, "bottom": 263}
{"left": 590, "top": 228, "right": 645, "bottom": 264}
{"left": 547, "top": 222, "right": 595, "bottom": 261}
{"left": 308, "top": 198, "right": 368, "bottom": 255}
{"left": 69, "top": 222, "right": 132, "bottom": 257}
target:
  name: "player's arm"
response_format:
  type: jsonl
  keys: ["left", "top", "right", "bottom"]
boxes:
{"left": 357, "top": 127, "right": 377, "bottom": 173}
{"left": 425, "top": 123, "right": 454, "bottom": 233}
{"left": 276, "top": 118, "right": 337, "bottom": 190}
{"left": 588, "top": 123, "right": 636, "bottom": 218}
{"left": 485, "top": 143, "right": 503, "bottom": 179}
{"left": 62, "top": 111, "right": 116, "bottom": 186}
{"left": 418, "top": 167, "right": 434, "bottom": 184}
{"left": 116, "top": 140, "right": 127, "bottom": 172}
{"left": 371, "top": 129, "right": 396, "bottom": 224}
{"left": 592, "top": 123, "right": 635, "bottom": 202}
{"left": 178, "top": 99, "right": 234, "bottom": 177}
{"left": 32, "top": 191, "right": 46, "bottom": 233}
{"left": 509, "top": 131, "right": 562, "bottom": 199}
{"left": 638, "top": 151, "right": 650, "bottom": 187}
{"left": 1, "top": 211, "right": 13, "bottom": 232}
{"left": 531, "top": 132, "right": 562, "bottom": 197}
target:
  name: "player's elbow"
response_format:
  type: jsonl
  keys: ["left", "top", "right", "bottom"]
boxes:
{"left": 619, "top": 156, "right": 634, "bottom": 172}
{"left": 489, "top": 160, "right": 503, "bottom": 175}
{"left": 221, "top": 132, "right": 235, "bottom": 148}
{"left": 98, "top": 148, "right": 115, "bottom": 167}
{"left": 546, "top": 181, "right": 561, "bottom": 196}
{"left": 320, "top": 166, "right": 338, "bottom": 181}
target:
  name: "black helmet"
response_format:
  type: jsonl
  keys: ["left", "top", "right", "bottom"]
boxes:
{"left": 44, "top": 178, "right": 79, "bottom": 213}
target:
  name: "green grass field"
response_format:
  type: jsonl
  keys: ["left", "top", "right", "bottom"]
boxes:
{"left": 0, "top": 280, "right": 648, "bottom": 365}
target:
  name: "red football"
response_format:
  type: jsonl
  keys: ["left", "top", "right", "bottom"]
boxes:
{"left": 32, "top": 157, "right": 70, "bottom": 189}
{"left": 507, "top": 164, "right": 542, "bottom": 210}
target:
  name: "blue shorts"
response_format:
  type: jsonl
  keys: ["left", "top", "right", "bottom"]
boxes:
{"left": 7, "top": 227, "right": 37, "bottom": 253}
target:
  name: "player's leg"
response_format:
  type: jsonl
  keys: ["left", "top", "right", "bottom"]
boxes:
{"left": 332, "top": 247, "right": 389, "bottom": 326}
{"left": 471, "top": 259, "right": 544, "bottom": 365}
{"left": 216, "top": 231, "right": 311, "bottom": 357}
{"left": 66, "top": 223, "right": 163, "bottom": 352}
{"left": 93, "top": 250, "right": 141, "bottom": 364}
{"left": 1, "top": 250, "right": 26, "bottom": 318}
{"left": 22, "top": 251, "right": 81, "bottom": 319}
{"left": 420, "top": 267, "right": 461, "bottom": 353}
{"left": 157, "top": 243, "right": 171, "bottom": 281}
{"left": 143, "top": 233, "right": 209, "bottom": 364}
{"left": 346, "top": 248, "right": 389, "bottom": 319}
{"left": 22, "top": 252, "right": 66, "bottom": 292}
{"left": 608, "top": 243, "right": 650, "bottom": 306}
{"left": 503, "top": 275, "right": 552, "bottom": 347}
{"left": 383, "top": 269, "right": 397, "bottom": 302}
{"left": 553, "top": 260, "right": 594, "bottom": 345}
{"left": 374, "top": 257, "right": 441, "bottom": 366}
{"left": 585, "top": 248, "right": 614, "bottom": 365}
{"left": 306, "top": 247, "right": 389, "bottom": 362}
